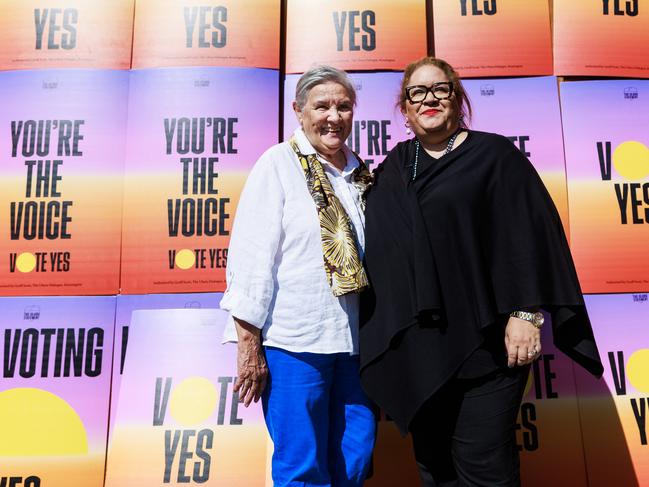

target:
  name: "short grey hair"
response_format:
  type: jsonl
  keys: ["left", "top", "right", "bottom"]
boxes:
{"left": 294, "top": 65, "right": 357, "bottom": 110}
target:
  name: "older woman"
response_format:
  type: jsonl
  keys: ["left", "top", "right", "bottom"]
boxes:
{"left": 220, "top": 65, "right": 375, "bottom": 487}
{"left": 360, "top": 57, "right": 603, "bottom": 486}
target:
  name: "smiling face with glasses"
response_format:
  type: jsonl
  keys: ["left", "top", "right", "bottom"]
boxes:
{"left": 405, "top": 82, "right": 454, "bottom": 103}
{"left": 401, "top": 65, "right": 460, "bottom": 142}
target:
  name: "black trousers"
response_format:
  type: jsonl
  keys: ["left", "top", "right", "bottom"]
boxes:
{"left": 409, "top": 365, "right": 529, "bottom": 487}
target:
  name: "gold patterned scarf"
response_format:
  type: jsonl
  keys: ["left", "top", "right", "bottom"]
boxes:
{"left": 289, "top": 137, "right": 372, "bottom": 297}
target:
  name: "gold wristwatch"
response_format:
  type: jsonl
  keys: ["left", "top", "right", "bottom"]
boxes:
{"left": 509, "top": 311, "right": 544, "bottom": 329}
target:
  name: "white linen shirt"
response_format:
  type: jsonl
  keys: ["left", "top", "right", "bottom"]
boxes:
{"left": 220, "top": 128, "right": 365, "bottom": 354}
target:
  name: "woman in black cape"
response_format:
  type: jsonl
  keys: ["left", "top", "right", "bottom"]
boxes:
{"left": 359, "top": 57, "right": 603, "bottom": 486}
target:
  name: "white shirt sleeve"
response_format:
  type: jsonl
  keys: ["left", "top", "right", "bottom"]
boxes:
{"left": 220, "top": 150, "right": 285, "bottom": 328}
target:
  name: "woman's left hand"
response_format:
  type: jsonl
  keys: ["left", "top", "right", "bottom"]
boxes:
{"left": 505, "top": 317, "right": 541, "bottom": 367}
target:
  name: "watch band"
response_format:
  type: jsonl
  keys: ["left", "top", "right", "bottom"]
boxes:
{"left": 509, "top": 311, "right": 544, "bottom": 329}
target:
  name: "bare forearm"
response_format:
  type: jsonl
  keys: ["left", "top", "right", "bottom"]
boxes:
{"left": 234, "top": 317, "right": 262, "bottom": 344}
{"left": 233, "top": 317, "right": 267, "bottom": 407}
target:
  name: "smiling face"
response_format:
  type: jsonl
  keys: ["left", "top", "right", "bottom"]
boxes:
{"left": 402, "top": 64, "right": 460, "bottom": 139}
{"left": 293, "top": 81, "right": 353, "bottom": 161}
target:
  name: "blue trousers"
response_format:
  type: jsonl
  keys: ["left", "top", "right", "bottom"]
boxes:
{"left": 262, "top": 347, "right": 376, "bottom": 487}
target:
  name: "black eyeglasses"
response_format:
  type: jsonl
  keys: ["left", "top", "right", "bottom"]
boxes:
{"left": 405, "top": 82, "right": 454, "bottom": 103}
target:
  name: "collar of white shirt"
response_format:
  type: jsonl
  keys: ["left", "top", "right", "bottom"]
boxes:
{"left": 293, "top": 128, "right": 360, "bottom": 179}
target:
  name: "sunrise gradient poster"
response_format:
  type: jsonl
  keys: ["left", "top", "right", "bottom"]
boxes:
{"left": 0, "top": 69, "right": 128, "bottom": 295}
{"left": 132, "top": 0, "right": 279, "bottom": 69}
{"left": 574, "top": 294, "right": 649, "bottom": 486}
{"left": 560, "top": 80, "right": 649, "bottom": 293}
{"left": 120, "top": 67, "right": 278, "bottom": 294}
{"left": 0, "top": 0, "right": 133, "bottom": 70}
{"left": 105, "top": 308, "right": 269, "bottom": 486}
{"left": 432, "top": 0, "right": 552, "bottom": 77}
{"left": 0, "top": 296, "right": 115, "bottom": 487}
{"left": 286, "top": 0, "right": 426, "bottom": 73}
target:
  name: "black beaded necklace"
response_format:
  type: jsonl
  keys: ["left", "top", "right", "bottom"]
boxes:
{"left": 411, "top": 129, "right": 463, "bottom": 181}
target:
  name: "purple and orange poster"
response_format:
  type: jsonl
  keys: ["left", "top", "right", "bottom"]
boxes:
{"left": 120, "top": 67, "right": 279, "bottom": 294}
{"left": 574, "top": 293, "right": 649, "bottom": 486}
{"left": 0, "top": 0, "right": 134, "bottom": 70}
{"left": 0, "top": 69, "right": 128, "bottom": 295}
{"left": 560, "top": 80, "right": 649, "bottom": 293}
{"left": 463, "top": 76, "right": 570, "bottom": 232}
{"left": 0, "top": 296, "right": 116, "bottom": 487}
{"left": 432, "top": 0, "right": 552, "bottom": 78}
{"left": 109, "top": 292, "right": 222, "bottom": 440}
{"left": 105, "top": 308, "right": 269, "bottom": 486}
{"left": 285, "top": 0, "right": 426, "bottom": 73}
{"left": 554, "top": 0, "right": 649, "bottom": 77}
{"left": 132, "top": 0, "right": 280, "bottom": 69}
{"left": 284, "top": 72, "right": 408, "bottom": 167}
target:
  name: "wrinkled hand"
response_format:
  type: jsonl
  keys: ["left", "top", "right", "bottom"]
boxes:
{"left": 505, "top": 317, "right": 541, "bottom": 368}
{"left": 233, "top": 319, "right": 268, "bottom": 407}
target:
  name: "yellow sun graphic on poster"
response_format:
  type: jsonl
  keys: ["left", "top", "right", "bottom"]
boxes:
{"left": 627, "top": 349, "right": 649, "bottom": 393}
{"left": 0, "top": 388, "right": 88, "bottom": 456}
{"left": 175, "top": 249, "right": 195, "bottom": 270}
{"left": 169, "top": 377, "right": 218, "bottom": 426}
{"left": 613, "top": 141, "right": 649, "bottom": 180}
{"left": 16, "top": 252, "right": 37, "bottom": 273}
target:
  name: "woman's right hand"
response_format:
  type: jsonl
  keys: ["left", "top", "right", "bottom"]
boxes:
{"left": 505, "top": 316, "right": 541, "bottom": 368}
{"left": 233, "top": 318, "right": 268, "bottom": 407}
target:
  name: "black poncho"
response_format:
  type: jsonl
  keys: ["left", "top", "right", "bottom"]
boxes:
{"left": 359, "top": 131, "right": 603, "bottom": 435}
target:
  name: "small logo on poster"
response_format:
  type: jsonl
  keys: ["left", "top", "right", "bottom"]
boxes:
{"left": 184, "top": 301, "right": 202, "bottom": 309}
{"left": 42, "top": 78, "right": 59, "bottom": 90}
{"left": 624, "top": 87, "right": 638, "bottom": 100}
{"left": 194, "top": 77, "right": 210, "bottom": 88}
{"left": 632, "top": 294, "right": 647, "bottom": 302}
{"left": 354, "top": 81, "right": 363, "bottom": 92}
{"left": 480, "top": 84, "right": 495, "bottom": 96}
{"left": 23, "top": 306, "right": 41, "bottom": 320}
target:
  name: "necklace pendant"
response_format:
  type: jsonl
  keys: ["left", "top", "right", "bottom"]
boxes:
{"left": 411, "top": 129, "right": 463, "bottom": 181}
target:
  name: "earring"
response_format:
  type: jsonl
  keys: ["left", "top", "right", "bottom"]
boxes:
{"left": 405, "top": 121, "right": 412, "bottom": 135}
{"left": 458, "top": 114, "right": 464, "bottom": 126}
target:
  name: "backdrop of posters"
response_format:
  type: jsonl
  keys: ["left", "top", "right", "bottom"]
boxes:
{"left": 284, "top": 72, "right": 408, "bottom": 167}
{"left": 560, "top": 80, "right": 649, "bottom": 293}
{"left": 120, "top": 67, "right": 278, "bottom": 294}
{"left": 574, "top": 294, "right": 649, "bottom": 486}
{"left": 285, "top": 0, "right": 426, "bottom": 73}
{"left": 0, "top": 0, "right": 134, "bottom": 70}
{"left": 105, "top": 308, "right": 269, "bottom": 486}
{"left": 432, "top": 0, "right": 552, "bottom": 77}
{"left": 463, "top": 76, "right": 570, "bottom": 232}
{"left": 0, "top": 296, "right": 115, "bottom": 487}
{"left": 0, "top": 69, "right": 128, "bottom": 295}
{"left": 132, "top": 0, "right": 280, "bottom": 69}
{"left": 554, "top": 0, "right": 649, "bottom": 77}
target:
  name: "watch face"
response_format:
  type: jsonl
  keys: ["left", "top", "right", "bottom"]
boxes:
{"left": 533, "top": 312, "right": 544, "bottom": 326}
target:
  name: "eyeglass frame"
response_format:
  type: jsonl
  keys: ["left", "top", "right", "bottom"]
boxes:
{"left": 405, "top": 82, "right": 454, "bottom": 103}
